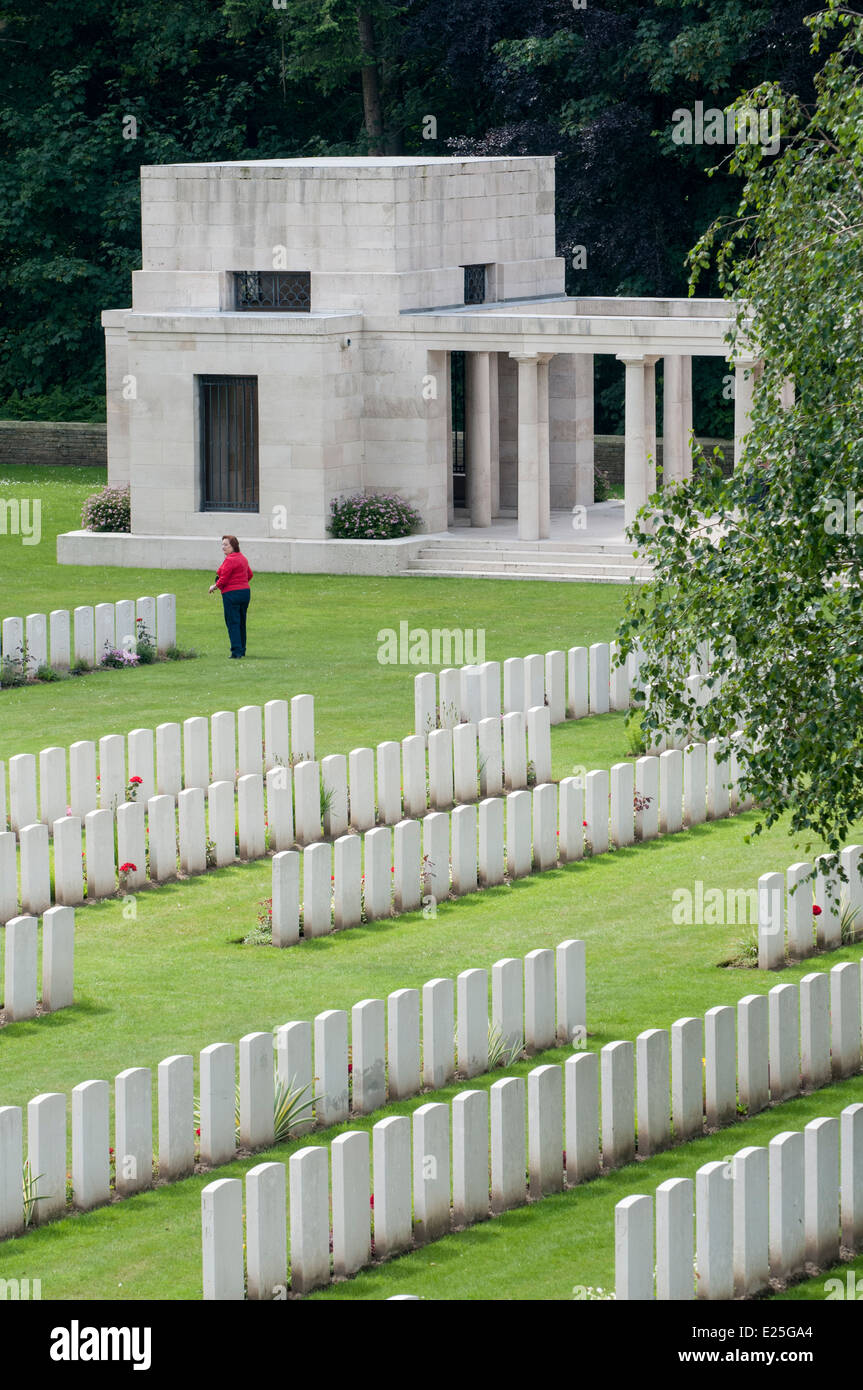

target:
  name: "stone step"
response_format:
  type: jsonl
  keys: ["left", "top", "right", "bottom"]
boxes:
{"left": 413, "top": 547, "right": 640, "bottom": 565}
{"left": 421, "top": 538, "right": 638, "bottom": 556}
{"left": 404, "top": 567, "right": 643, "bottom": 584}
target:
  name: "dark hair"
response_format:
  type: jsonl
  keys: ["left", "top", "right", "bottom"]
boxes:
{"left": 222, "top": 534, "right": 240, "bottom": 552}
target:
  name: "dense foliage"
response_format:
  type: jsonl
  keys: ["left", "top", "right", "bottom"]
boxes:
{"left": 617, "top": 1, "right": 863, "bottom": 857}
{"left": 81, "top": 482, "right": 131, "bottom": 531}
{"left": 0, "top": 1, "right": 825, "bottom": 426}
{"left": 328, "top": 491, "right": 422, "bottom": 539}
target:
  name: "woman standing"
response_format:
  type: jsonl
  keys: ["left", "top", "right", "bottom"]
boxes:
{"left": 209, "top": 535, "right": 253, "bottom": 658}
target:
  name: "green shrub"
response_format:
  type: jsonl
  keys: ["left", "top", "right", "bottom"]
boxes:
{"left": 593, "top": 468, "right": 611, "bottom": 503}
{"left": 0, "top": 386, "right": 106, "bottom": 423}
{"left": 81, "top": 484, "right": 131, "bottom": 532}
{"left": 35, "top": 664, "right": 64, "bottom": 682}
{"left": 328, "top": 491, "right": 421, "bottom": 540}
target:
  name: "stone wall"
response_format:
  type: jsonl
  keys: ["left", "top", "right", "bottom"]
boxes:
{"left": 0, "top": 420, "right": 107, "bottom": 469}
{"left": 595, "top": 434, "right": 734, "bottom": 486}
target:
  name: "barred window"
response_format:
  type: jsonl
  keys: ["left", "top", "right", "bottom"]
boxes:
{"left": 463, "top": 264, "right": 486, "bottom": 305}
{"left": 199, "top": 376, "right": 259, "bottom": 513}
{"left": 234, "top": 271, "right": 311, "bottom": 311}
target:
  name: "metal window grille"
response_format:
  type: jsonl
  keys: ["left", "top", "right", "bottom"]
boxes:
{"left": 234, "top": 271, "right": 311, "bottom": 311}
{"left": 451, "top": 351, "right": 466, "bottom": 507}
{"left": 199, "top": 376, "right": 259, "bottom": 513}
{"left": 463, "top": 264, "right": 486, "bottom": 305}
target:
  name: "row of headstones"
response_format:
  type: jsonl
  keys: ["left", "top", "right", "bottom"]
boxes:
{"left": 0, "top": 595, "right": 176, "bottom": 678}
{"left": 1, "top": 906, "right": 74, "bottom": 1021}
{"left": 758, "top": 845, "right": 863, "bottom": 968}
{"left": 0, "top": 694, "right": 314, "bottom": 836}
{"left": 1, "top": 733, "right": 749, "bottom": 925}
{"left": 288, "top": 707, "right": 553, "bottom": 850}
{"left": 271, "top": 745, "right": 751, "bottom": 947}
{"left": 199, "top": 965, "right": 857, "bottom": 1302}
{"left": 413, "top": 643, "right": 642, "bottom": 740}
{"left": 615, "top": 1104, "right": 863, "bottom": 1300}
{"left": 0, "top": 942, "right": 584, "bottom": 1240}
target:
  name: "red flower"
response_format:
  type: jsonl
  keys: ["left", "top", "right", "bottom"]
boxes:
{"left": 196, "top": 1128, "right": 201, "bottom": 1137}
{"left": 583, "top": 820, "right": 588, "bottom": 827}
{"left": 369, "top": 1194, "right": 374, "bottom": 1208}
{"left": 119, "top": 862, "right": 137, "bottom": 873}
{"left": 812, "top": 904, "right": 823, "bottom": 916}
{"left": 348, "top": 1063, "right": 352, "bottom": 1074}
{"left": 130, "top": 776, "right": 143, "bottom": 784}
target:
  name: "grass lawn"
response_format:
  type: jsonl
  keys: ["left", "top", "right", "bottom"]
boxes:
{"left": 1, "top": 464, "right": 861, "bottom": 1302}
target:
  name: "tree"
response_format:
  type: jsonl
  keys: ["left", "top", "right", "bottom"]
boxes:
{"left": 616, "top": 1, "right": 863, "bottom": 864}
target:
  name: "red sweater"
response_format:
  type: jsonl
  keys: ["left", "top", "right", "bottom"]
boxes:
{"left": 215, "top": 552, "right": 253, "bottom": 592}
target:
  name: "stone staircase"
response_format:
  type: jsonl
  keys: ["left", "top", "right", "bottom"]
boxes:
{"left": 405, "top": 537, "right": 651, "bottom": 584}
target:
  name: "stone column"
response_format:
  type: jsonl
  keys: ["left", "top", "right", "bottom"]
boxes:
{"left": 574, "top": 353, "right": 594, "bottom": 507}
{"left": 537, "top": 353, "right": 553, "bottom": 539}
{"left": 617, "top": 354, "right": 648, "bottom": 527}
{"left": 663, "top": 355, "right": 684, "bottom": 485}
{"left": 446, "top": 352, "right": 455, "bottom": 526}
{"left": 489, "top": 353, "right": 501, "bottom": 517}
{"left": 734, "top": 357, "right": 760, "bottom": 466}
{"left": 466, "top": 352, "right": 492, "bottom": 528}
{"left": 511, "top": 353, "right": 540, "bottom": 541}
{"left": 680, "top": 355, "right": 693, "bottom": 478}
{"left": 644, "top": 356, "right": 660, "bottom": 498}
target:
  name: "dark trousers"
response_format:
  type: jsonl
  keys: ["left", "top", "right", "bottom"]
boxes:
{"left": 222, "top": 589, "right": 250, "bottom": 656}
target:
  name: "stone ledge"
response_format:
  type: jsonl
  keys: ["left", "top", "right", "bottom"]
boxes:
{"left": 56, "top": 530, "right": 429, "bottom": 576}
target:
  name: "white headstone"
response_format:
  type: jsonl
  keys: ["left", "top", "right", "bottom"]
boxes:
{"left": 414, "top": 671, "right": 437, "bottom": 741}
{"left": 266, "top": 764, "right": 294, "bottom": 852}
{"left": 20, "top": 822, "right": 51, "bottom": 915}
{"left": 427, "top": 728, "right": 453, "bottom": 811}
{"left": 452, "top": 722, "right": 478, "bottom": 805}
{"left": 199, "top": 1042, "right": 236, "bottom": 1166}
{"left": 84, "top": 807, "right": 117, "bottom": 900}
{"left": 0, "top": 1106, "right": 23, "bottom": 1238}
{"left": 210, "top": 711, "right": 236, "bottom": 785}
{"left": 333, "top": 833, "right": 362, "bottom": 929}
{"left": 135, "top": 596, "right": 157, "bottom": 647}
{"left": 183, "top": 716, "right": 210, "bottom": 793}
{"left": 564, "top": 1051, "right": 600, "bottom": 1183}
{"left": 659, "top": 748, "right": 683, "bottom": 834}
{"left": 768, "top": 1131, "right": 805, "bottom": 1280}
{"left": 438, "top": 668, "right": 460, "bottom": 728}
{"left": 532, "top": 782, "right": 557, "bottom": 871}
{"left": 98, "top": 734, "right": 126, "bottom": 814}
{"left": 294, "top": 761, "right": 320, "bottom": 847}
{"left": 544, "top": 650, "right": 566, "bottom": 725}
{"left": 637, "top": 1028, "right": 670, "bottom": 1157}
{"left": 799, "top": 971, "right": 831, "bottom": 1089}
{"left": 588, "top": 642, "right": 610, "bottom": 715}
{"left": 567, "top": 646, "right": 589, "bottom": 719}
{"left": 246, "top": 1161, "right": 287, "bottom": 1300}
{"left": 584, "top": 769, "right": 609, "bottom": 855}
{"left": 127, "top": 727, "right": 155, "bottom": 806}
{"left": 733, "top": 1146, "right": 769, "bottom": 1296}
{"left": 27, "top": 1092, "right": 66, "bottom": 1224}
{"left": 49, "top": 609, "right": 71, "bottom": 669}
{"left": 116, "top": 801, "right": 146, "bottom": 890}
{"left": 303, "top": 841, "right": 332, "bottom": 938}
{"left": 524, "top": 654, "right": 544, "bottom": 712}
{"left": 401, "top": 736, "right": 427, "bottom": 818}
{"left": 275, "top": 1020, "right": 312, "bottom": 1133}
{"left": 757, "top": 871, "right": 785, "bottom": 970}
{"left": 289, "top": 1147, "right": 330, "bottom": 1293}
{"left": 814, "top": 854, "right": 841, "bottom": 950}
{"left": 4, "top": 914, "right": 37, "bottom": 1020}
{"left": 208, "top": 781, "right": 236, "bottom": 867}
{"left": 526, "top": 705, "right": 552, "bottom": 786}
{"left": 502, "top": 658, "right": 525, "bottom": 716}
{"left": 202, "top": 1179, "right": 244, "bottom": 1300}
{"left": 290, "top": 693, "right": 315, "bottom": 762}
{"left": 479, "top": 661, "right": 501, "bottom": 720}
{"left": 695, "top": 1160, "right": 734, "bottom": 1299}
{"left": 506, "top": 789, "right": 531, "bottom": 879}
{"left": 422, "top": 810, "right": 450, "bottom": 904}
{"left": 321, "top": 753, "right": 348, "bottom": 837}
{"left": 492, "top": 957, "right": 523, "bottom": 1053}
{"left": 490, "top": 1076, "right": 526, "bottom": 1213}
{"left": 412, "top": 1102, "right": 450, "bottom": 1244}
{"left": 671, "top": 1017, "right": 703, "bottom": 1142}
{"left": 239, "top": 1032, "right": 275, "bottom": 1150}
{"left": 615, "top": 1194, "right": 653, "bottom": 1300}
{"left": 704, "top": 1005, "right": 736, "bottom": 1128}
{"left": 460, "top": 665, "right": 483, "bottom": 725}
{"left": 147, "top": 794, "right": 177, "bottom": 883}
{"left": 478, "top": 797, "right": 504, "bottom": 887}
{"left": 387, "top": 988, "right": 420, "bottom": 1100}
{"left": 392, "top": 818, "right": 422, "bottom": 913}
{"left": 768, "top": 982, "right": 799, "bottom": 1103}
{"left": 2, "top": 615, "right": 23, "bottom": 667}
{"left": 158, "top": 1054, "right": 195, "bottom": 1181}
{"left": 840, "top": 1102, "right": 863, "bottom": 1252}
{"left": 237, "top": 773, "right": 266, "bottom": 860}
{"left": 502, "top": 711, "right": 527, "bottom": 791}
{"left": 610, "top": 761, "right": 635, "bottom": 848}
{"left": 601, "top": 1040, "right": 635, "bottom": 1168}
{"left": 42, "top": 903, "right": 75, "bottom": 1011}
{"left": 0, "top": 831, "right": 16, "bottom": 925}
{"left": 528, "top": 1064, "right": 563, "bottom": 1198}
{"left": 453, "top": 1089, "right": 489, "bottom": 1227}
{"left": 525, "top": 948, "right": 555, "bottom": 1051}
{"left": 555, "top": 939, "right": 585, "bottom": 1047}
{"left": 372, "top": 1116, "right": 412, "bottom": 1257}
{"left": 264, "top": 699, "right": 290, "bottom": 772}
{"left": 332, "top": 1130, "right": 371, "bottom": 1277}
{"left": 39, "top": 747, "right": 66, "bottom": 832}
{"left": 352, "top": 998, "right": 386, "bottom": 1114}
{"left": 457, "top": 967, "right": 488, "bottom": 1078}
{"left": 9, "top": 753, "right": 37, "bottom": 833}
{"left": 349, "top": 747, "right": 376, "bottom": 829}
{"left": 115, "top": 1066, "right": 152, "bottom": 1195}
{"left": 830, "top": 961, "right": 861, "bottom": 1078}
{"left": 422, "top": 978, "right": 455, "bottom": 1090}
{"left": 71, "top": 1079, "right": 110, "bottom": 1210}
{"left": 635, "top": 756, "right": 659, "bottom": 841}
{"left": 53, "top": 815, "right": 84, "bottom": 906}
{"left": 656, "top": 1176, "right": 694, "bottom": 1301}
{"left": 737, "top": 994, "right": 769, "bottom": 1115}
{"left": 477, "top": 717, "right": 503, "bottom": 798}
{"left": 24, "top": 612, "right": 47, "bottom": 671}
{"left": 314, "top": 1010, "right": 349, "bottom": 1127}
{"left": 364, "top": 825, "right": 392, "bottom": 921}
{"left": 558, "top": 776, "right": 584, "bottom": 862}
{"left": 155, "top": 723, "right": 182, "bottom": 799}
{"left": 804, "top": 1116, "right": 840, "bottom": 1268}
{"left": 178, "top": 787, "right": 207, "bottom": 875}
{"left": 73, "top": 606, "right": 95, "bottom": 666}
{"left": 156, "top": 592, "right": 176, "bottom": 654}
{"left": 94, "top": 603, "right": 115, "bottom": 664}
{"left": 451, "top": 803, "right": 478, "bottom": 896}
{"left": 608, "top": 641, "right": 630, "bottom": 713}
{"left": 786, "top": 861, "right": 814, "bottom": 959}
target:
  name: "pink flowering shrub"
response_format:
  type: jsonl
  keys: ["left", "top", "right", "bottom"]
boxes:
{"left": 328, "top": 492, "right": 421, "bottom": 540}
{"left": 81, "top": 484, "right": 131, "bottom": 532}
